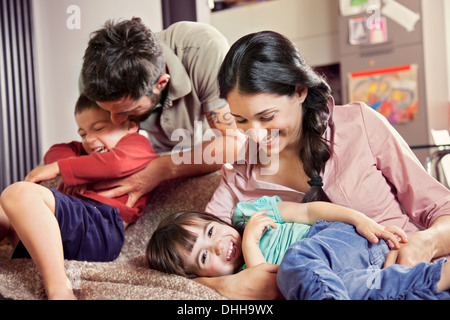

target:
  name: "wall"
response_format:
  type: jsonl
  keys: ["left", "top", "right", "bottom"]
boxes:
{"left": 337, "top": 0, "right": 450, "bottom": 164}
{"left": 422, "top": 0, "right": 450, "bottom": 138}
{"left": 210, "top": 0, "right": 450, "bottom": 165}
{"left": 32, "top": 0, "right": 163, "bottom": 155}
{"left": 445, "top": 0, "right": 450, "bottom": 130}
{"left": 338, "top": 0, "right": 430, "bottom": 164}
{"left": 33, "top": 0, "right": 450, "bottom": 157}
{"left": 210, "top": 0, "right": 340, "bottom": 67}
{"left": 196, "top": 0, "right": 212, "bottom": 24}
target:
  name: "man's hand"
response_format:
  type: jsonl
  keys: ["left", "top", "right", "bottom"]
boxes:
{"left": 93, "top": 156, "right": 171, "bottom": 207}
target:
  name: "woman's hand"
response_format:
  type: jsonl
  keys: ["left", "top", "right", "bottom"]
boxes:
{"left": 355, "top": 217, "right": 408, "bottom": 250}
{"left": 384, "top": 216, "right": 450, "bottom": 268}
{"left": 383, "top": 230, "right": 436, "bottom": 268}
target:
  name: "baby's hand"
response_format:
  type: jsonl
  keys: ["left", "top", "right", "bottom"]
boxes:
{"left": 356, "top": 218, "right": 408, "bottom": 249}
{"left": 243, "top": 211, "right": 277, "bottom": 246}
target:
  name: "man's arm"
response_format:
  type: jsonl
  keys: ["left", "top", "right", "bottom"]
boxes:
{"left": 95, "top": 105, "right": 244, "bottom": 207}
{"left": 205, "top": 104, "right": 236, "bottom": 133}
{"left": 94, "top": 136, "right": 231, "bottom": 207}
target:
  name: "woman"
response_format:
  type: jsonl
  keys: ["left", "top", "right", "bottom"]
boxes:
{"left": 203, "top": 30, "right": 450, "bottom": 297}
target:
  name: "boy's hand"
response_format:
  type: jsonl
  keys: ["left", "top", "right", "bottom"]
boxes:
{"left": 355, "top": 218, "right": 408, "bottom": 249}
{"left": 25, "top": 162, "right": 60, "bottom": 183}
{"left": 243, "top": 211, "right": 277, "bottom": 246}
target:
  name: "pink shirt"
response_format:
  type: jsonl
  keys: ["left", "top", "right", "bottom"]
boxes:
{"left": 206, "top": 101, "right": 450, "bottom": 235}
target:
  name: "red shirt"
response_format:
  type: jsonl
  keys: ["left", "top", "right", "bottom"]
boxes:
{"left": 44, "top": 132, "right": 159, "bottom": 223}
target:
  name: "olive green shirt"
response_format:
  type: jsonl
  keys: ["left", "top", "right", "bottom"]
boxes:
{"left": 140, "top": 21, "right": 230, "bottom": 154}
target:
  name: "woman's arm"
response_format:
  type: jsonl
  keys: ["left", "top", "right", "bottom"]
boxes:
{"left": 278, "top": 201, "right": 407, "bottom": 248}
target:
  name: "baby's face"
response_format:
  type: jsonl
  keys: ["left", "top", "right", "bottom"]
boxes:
{"left": 75, "top": 107, "right": 138, "bottom": 154}
{"left": 180, "top": 220, "right": 243, "bottom": 277}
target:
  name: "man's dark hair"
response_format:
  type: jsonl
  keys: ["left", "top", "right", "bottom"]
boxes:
{"left": 81, "top": 17, "right": 165, "bottom": 102}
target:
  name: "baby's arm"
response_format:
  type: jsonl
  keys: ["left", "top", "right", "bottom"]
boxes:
{"left": 278, "top": 201, "right": 408, "bottom": 249}
{"left": 242, "top": 211, "right": 276, "bottom": 268}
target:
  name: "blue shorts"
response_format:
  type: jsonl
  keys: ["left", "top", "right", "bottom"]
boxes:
{"left": 13, "top": 189, "right": 125, "bottom": 262}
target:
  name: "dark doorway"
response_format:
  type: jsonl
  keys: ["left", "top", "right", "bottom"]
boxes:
{"left": 162, "top": 0, "right": 197, "bottom": 29}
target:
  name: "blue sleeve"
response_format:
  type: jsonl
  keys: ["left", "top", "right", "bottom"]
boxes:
{"left": 232, "top": 196, "right": 284, "bottom": 228}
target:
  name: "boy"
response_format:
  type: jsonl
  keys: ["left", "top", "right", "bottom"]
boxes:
{"left": 0, "top": 95, "right": 158, "bottom": 299}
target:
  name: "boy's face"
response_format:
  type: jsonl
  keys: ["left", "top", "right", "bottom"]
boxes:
{"left": 75, "top": 107, "right": 139, "bottom": 154}
{"left": 180, "top": 220, "right": 243, "bottom": 277}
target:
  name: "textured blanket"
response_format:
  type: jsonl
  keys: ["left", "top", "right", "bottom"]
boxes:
{"left": 0, "top": 171, "right": 227, "bottom": 300}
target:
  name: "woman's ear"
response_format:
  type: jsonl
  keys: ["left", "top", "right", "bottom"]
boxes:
{"left": 296, "top": 87, "right": 308, "bottom": 104}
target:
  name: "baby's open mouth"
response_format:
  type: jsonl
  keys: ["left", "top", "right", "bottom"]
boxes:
{"left": 226, "top": 240, "right": 238, "bottom": 262}
{"left": 92, "top": 146, "right": 107, "bottom": 153}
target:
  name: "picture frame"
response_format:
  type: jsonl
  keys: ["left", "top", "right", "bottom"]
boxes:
{"left": 339, "top": 0, "right": 381, "bottom": 17}
{"left": 368, "top": 17, "right": 388, "bottom": 44}
{"left": 349, "top": 17, "right": 368, "bottom": 45}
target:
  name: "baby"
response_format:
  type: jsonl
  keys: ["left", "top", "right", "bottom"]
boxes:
{"left": 147, "top": 196, "right": 450, "bottom": 300}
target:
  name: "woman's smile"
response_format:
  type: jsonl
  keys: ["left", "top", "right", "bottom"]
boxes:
{"left": 228, "top": 89, "right": 307, "bottom": 156}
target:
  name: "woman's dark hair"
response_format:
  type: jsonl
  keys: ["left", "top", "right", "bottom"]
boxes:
{"left": 147, "top": 211, "right": 237, "bottom": 278}
{"left": 81, "top": 17, "right": 165, "bottom": 102}
{"left": 218, "top": 31, "right": 332, "bottom": 203}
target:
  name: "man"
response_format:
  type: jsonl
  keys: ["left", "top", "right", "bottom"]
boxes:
{"left": 81, "top": 18, "right": 238, "bottom": 207}
{"left": 80, "top": 18, "right": 279, "bottom": 300}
